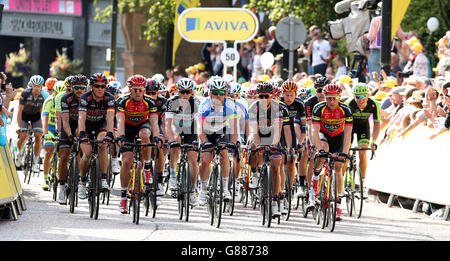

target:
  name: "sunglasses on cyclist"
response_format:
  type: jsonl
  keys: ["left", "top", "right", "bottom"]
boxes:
{"left": 93, "top": 84, "right": 107, "bottom": 89}
{"left": 180, "top": 90, "right": 192, "bottom": 95}
{"left": 131, "top": 87, "right": 144, "bottom": 93}
{"left": 147, "top": 91, "right": 158, "bottom": 95}
{"left": 326, "top": 96, "right": 339, "bottom": 101}
{"left": 31, "top": 85, "right": 42, "bottom": 89}
{"left": 316, "top": 88, "right": 323, "bottom": 93}
{"left": 212, "top": 90, "right": 226, "bottom": 96}
{"left": 258, "top": 94, "right": 271, "bottom": 99}
{"left": 355, "top": 94, "right": 367, "bottom": 100}
{"left": 73, "top": 85, "right": 87, "bottom": 90}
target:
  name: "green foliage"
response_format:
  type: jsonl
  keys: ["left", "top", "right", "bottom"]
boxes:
{"left": 243, "top": 0, "right": 344, "bottom": 31}
{"left": 95, "top": 0, "right": 200, "bottom": 47}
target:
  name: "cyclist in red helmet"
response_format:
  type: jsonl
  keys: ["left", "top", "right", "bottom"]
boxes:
{"left": 310, "top": 83, "right": 353, "bottom": 221}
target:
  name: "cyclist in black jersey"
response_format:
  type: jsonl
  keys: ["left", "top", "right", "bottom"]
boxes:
{"left": 279, "top": 80, "right": 307, "bottom": 213}
{"left": 344, "top": 83, "right": 380, "bottom": 197}
{"left": 106, "top": 80, "right": 122, "bottom": 175}
{"left": 146, "top": 79, "right": 168, "bottom": 197}
{"left": 78, "top": 73, "right": 116, "bottom": 199}
{"left": 248, "top": 82, "right": 291, "bottom": 217}
{"left": 165, "top": 78, "right": 202, "bottom": 205}
{"left": 57, "top": 75, "right": 88, "bottom": 204}
{"left": 16, "top": 75, "right": 49, "bottom": 172}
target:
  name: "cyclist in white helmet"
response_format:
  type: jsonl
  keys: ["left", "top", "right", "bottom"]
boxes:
{"left": 16, "top": 75, "right": 50, "bottom": 172}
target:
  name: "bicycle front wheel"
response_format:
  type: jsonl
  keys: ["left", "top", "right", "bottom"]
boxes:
{"left": 133, "top": 163, "right": 142, "bottom": 224}
{"left": 353, "top": 167, "right": 364, "bottom": 219}
{"left": 214, "top": 165, "right": 223, "bottom": 228}
{"left": 327, "top": 169, "right": 337, "bottom": 232}
{"left": 184, "top": 161, "right": 191, "bottom": 222}
{"left": 177, "top": 163, "right": 184, "bottom": 221}
{"left": 69, "top": 156, "right": 79, "bottom": 214}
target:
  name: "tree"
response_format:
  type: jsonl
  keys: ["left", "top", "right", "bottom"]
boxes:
{"left": 95, "top": 0, "right": 200, "bottom": 47}
{"left": 243, "top": 0, "right": 345, "bottom": 31}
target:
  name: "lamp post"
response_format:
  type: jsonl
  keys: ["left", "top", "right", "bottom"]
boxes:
{"left": 380, "top": 0, "right": 392, "bottom": 76}
{"left": 109, "top": 0, "right": 118, "bottom": 76}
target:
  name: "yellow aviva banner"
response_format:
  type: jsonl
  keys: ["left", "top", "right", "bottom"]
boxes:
{"left": 391, "top": 0, "right": 410, "bottom": 40}
{"left": 177, "top": 8, "right": 259, "bottom": 43}
{"left": 173, "top": 0, "right": 200, "bottom": 66}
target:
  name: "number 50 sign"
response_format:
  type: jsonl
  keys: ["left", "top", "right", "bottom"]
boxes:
{"left": 220, "top": 48, "right": 240, "bottom": 67}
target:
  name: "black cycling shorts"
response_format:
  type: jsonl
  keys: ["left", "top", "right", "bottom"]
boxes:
{"left": 319, "top": 132, "right": 344, "bottom": 153}
{"left": 121, "top": 122, "right": 151, "bottom": 153}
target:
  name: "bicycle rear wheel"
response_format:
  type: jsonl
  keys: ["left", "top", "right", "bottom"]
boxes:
{"left": 50, "top": 154, "right": 58, "bottom": 201}
{"left": 149, "top": 161, "right": 158, "bottom": 219}
{"left": 69, "top": 156, "right": 79, "bottom": 214}
{"left": 227, "top": 161, "right": 236, "bottom": 216}
{"left": 344, "top": 168, "right": 353, "bottom": 217}
{"left": 353, "top": 167, "right": 363, "bottom": 219}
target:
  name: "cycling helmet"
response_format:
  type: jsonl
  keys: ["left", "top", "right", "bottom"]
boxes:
{"left": 314, "top": 76, "right": 330, "bottom": 88}
{"left": 107, "top": 75, "right": 117, "bottom": 83}
{"left": 282, "top": 80, "right": 298, "bottom": 93}
{"left": 90, "top": 73, "right": 108, "bottom": 85}
{"left": 126, "top": 74, "right": 146, "bottom": 87}
{"left": 352, "top": 83, "right": 369, "bottom": 95}
{"left": 107, "top": 81, "right": 122, "bottom": 94}
{"left": 195, "top": 84, "right": 204, "bottom": 96}
{"left": 64, "top": 76, "right": 73, "bottom": 87}
{"left": 146, "top": 79, "right": 159, "bottom": 92}
{"left": 54, "top": 81, "right": 66, "bottom": 94}
{"left": 208, "top": 78, "right": 228, "bottom": 91}
{"left": 269, "top": 78, "right": 283, "bottom": 88}
{"left": 176, "top": 78, "right": 196, "bottom": 90}
{"left": 298, "top": 86, "right": 308, "bottom": 96}
{"left": 229, "top": 82, "right": 241, "bottom": 95}
{"left": 273, "top": 86, "right": 281, "bottom": 97}
{"left": 159, "top": 82, "right": 167, "bottom": 92}
{"left": 248, "top": 88, "right": 256, "bottom": 97}
{"left": 45, "top": 77, "right": 58, "bottom": 91}
{"left": 70, "top": 74, "right": 89, "bottom": 86}
{"left": 152, "top": 73, "right": 165, "bottom": 83}
{"left": 256, "top": 82, "right": 273, "bottom": 94}
{"left": 323, "top": 83, "right": 342, "bottom": 95}
{"left": 168, "top": 83, "right": 178, "bottom": 95}
{"left": 28, "top": 75, "right": 45, "bottom": 87}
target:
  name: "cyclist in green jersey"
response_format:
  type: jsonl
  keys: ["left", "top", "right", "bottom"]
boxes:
{"left": 41, "top": 81, "right": 66, "bottom": 190}
{"left": 344, "top": 83, "right": 380, "bottom": 197}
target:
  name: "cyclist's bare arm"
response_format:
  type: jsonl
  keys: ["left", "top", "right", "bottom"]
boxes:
{"left": 61, "top": 113, "right": 72, "bottom": 137}
{"left": 149, "top": 114, "right": 161, "bottom": 140}
{"left": 165, "top": 117, "right": 176, "bottom": 142}
{"left": 78, "top": 111, "right": 86, "bottom": 133}
{"left": 116, "top": 112, "right": 125, "bottom": 137}
{"left": 106, "top": 110, "right": 114, "bottom": 133}
{"left": 17, "top": 104, "right": 24, "bottom": 128}
{"left": 342, "top": 125, "right": 353, "bottom": 155}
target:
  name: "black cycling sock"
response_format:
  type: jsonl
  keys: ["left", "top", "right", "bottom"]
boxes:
{"left": 81, "top": 177, "right": 87, "bottom": 183}
{"left": 101, "top": 173, "right": 107, "bottom": 179}
{"left": 313, "top": 169, "right": 321, "bottom": 177}
{"left": 157, "top": 173, "right": 163, "bottom": 183}
{"left": 251, "top": 167, "right": 257, "bottom": 173}
{"left": 121, "top": 188, "right": 127, "bottom": 199}
{"left": 144, "top": 161, "right": 151, "bottom": 170}
{"left": 59, "top": 180, "right": 66, "bottom": 186}
{"left": 299, "top": 176, "right": 305, "bottom": 187}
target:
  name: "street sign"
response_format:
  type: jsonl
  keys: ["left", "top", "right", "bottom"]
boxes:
{"left": 178, "top": 8, "right": 259, "bottom": 43}
{"left": 275, "top": 16, "right": 307, "bottom": 51}
{"left": 275, "top": 16, "right": 307, "bottom": 79}
{"left": 220, "top": 48, "right": 240, "bottom": 67}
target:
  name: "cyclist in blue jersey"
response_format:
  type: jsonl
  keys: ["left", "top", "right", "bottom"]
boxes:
{"left": 197, "top": 78, "right": 238, "bottom": 205}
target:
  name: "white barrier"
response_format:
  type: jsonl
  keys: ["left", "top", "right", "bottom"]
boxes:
{"left": 365, "top": 126, "right": 450, "bottom": 208}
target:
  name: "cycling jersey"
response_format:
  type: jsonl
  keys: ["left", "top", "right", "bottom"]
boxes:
{"left": 61, "top": 92, "right": 81, "bottom": 129}
{"left": 345, "top": 97, "right": 381, "bottom": 124}
{"left": 305, "top": 96, "right": 320, "bottom": 121}
{"left": 166, "top": 95, "right": 201, "bottom": 134}
{"left": 55, "top": 90, "right": 68, "bottom": 113}
{"left": 248, "top": 99, "right": 290, "bottom": 137}
{"left": 312, "top": 102, "right": 353, "bottom": 137}
{"left": 42, "top": 95, "right": 57, "bottom": 127}
{"left": 149, "top": 94, "right": 167, "bottom": 127}
{"left": 79, "top": 90, "right": 116, "bottom": 124}
{"left": 280, "top": 97, "right": 307, "bottom": 147}
{"left": 198, "top": 98, "right": 237, "bottom": 135}
{"left": 116, "top": 94, "right": 158, "bottom": 127}
{"left": 19, "top": 88, "right": 49, "bottom": 121}
{"left": 233, "top": 99, "right": 249, "bottom": 139}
